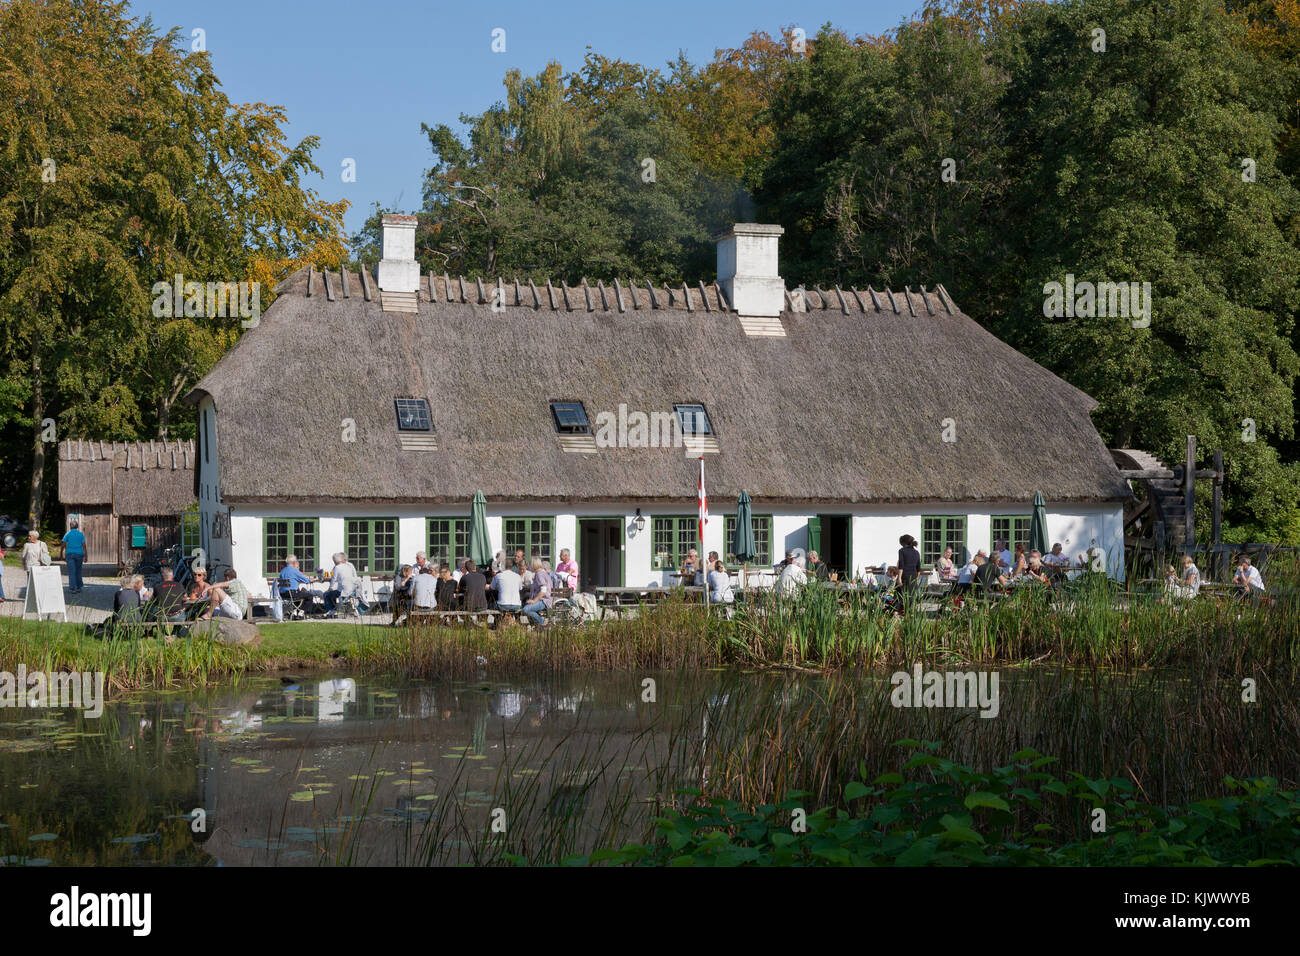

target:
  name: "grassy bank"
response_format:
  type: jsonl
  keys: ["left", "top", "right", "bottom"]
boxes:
{"left": 1, "top": 575, "right": 1296, "bottom": 693}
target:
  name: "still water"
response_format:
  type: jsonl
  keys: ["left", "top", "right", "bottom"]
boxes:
{"left": 1, "top": 667, "right": 1296, "bottom": 865}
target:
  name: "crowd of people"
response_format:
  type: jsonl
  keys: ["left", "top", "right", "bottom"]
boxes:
{"left": 273, "top": 547, "right": 581, "bottom": 628}
{"left": 111, "top": 565, "right": 248, "bottom": 624}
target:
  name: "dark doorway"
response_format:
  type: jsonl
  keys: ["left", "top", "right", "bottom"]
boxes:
{"left": 817, "top": 515, "right": 851, "bottom": 577}
{"left": 578, "top": 519, "right": 623, "bottom": 591}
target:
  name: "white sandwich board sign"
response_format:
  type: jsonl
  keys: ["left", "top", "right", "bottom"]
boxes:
{"left": 24, "top": 566, "right": 67, "bottom": 622}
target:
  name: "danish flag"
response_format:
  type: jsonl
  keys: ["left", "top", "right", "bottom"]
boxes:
{"left": 697, "top": 457, "right": 708, "bottom": 543}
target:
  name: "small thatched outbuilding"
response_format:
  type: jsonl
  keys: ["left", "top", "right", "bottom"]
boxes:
{"left": 186, "top": 219, "right": 1131, "bottom": 591}
{"left": 57, "top": 439, "right": 197, "bottom": 566}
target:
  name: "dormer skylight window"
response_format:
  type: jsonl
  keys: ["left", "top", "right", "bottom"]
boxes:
{"left": 550, "top": 401, "right": 590, "bottom": 435}
{"left": 675, "top": 403, "right": 713, "bottom": 436}
{"left": 395, "top": 398, "right": 432, "bottom": 432}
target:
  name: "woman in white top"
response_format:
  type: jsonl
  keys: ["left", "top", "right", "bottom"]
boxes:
{"left": 1172, "top": 554, "right": 1200, "bottom": 599}
{"left": 21, "top": 530, "right": 51, "bottom": 571}
{"left": 707, "top": 561, "right": 734, "bottom": 604}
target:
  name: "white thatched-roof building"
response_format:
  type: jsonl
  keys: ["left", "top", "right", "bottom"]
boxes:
{"left": 187, "top": 218, "right": 1129, "bottom": 590}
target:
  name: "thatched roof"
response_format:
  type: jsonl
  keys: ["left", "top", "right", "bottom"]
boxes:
{"left": 187, "top": 267, "right": 1130, "bottom": 505}
{"left": 57, "top": 439, "right": 196, "bottom": 514}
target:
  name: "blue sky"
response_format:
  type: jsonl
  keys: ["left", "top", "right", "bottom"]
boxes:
{"left": 127, "top": 0, "right": 923, "bottom": 238}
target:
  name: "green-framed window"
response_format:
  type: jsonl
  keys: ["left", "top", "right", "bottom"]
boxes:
{"left": 180, "top": 506, "right": 201, "bottom": 554}
{"left": 346, "top": 517, "right": 397, "bottom": 575}
{"left": 991, "top": 515, "right": 1031, "bottom": 553}
{"left": 264, "top": 518, "right": 318, "bottom": 576}
{"left": 922, "top": 516, "right": 967, "bottom": 564}
{"left": 724, "top": 514, "right": 772, "bottom": 566}
{"left": 427, "top": 517, "right": 470, "bottom": 569}
{"left": 503, "top": 517, "right": 554, "bottom": 565}
{"left": 651, "top": 516, "right": 699, "bottom": 570}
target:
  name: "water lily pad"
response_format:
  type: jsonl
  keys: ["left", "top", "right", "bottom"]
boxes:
{"left": 347, "top": 775, "right": 370, "bottom": 781}
{"left": 297, "top": 766, "right": 321, "bottom": 773}
{"left": 111, "top": 835, "right": 154, "bottom": 844}
{"left": 28, "top": 833, "right": 58, "bottom": 842}
{"left": 290, "top": 792, "right": 315, "bottom": 802}
{"left": 24, "top": 858, "right": 51, "bottom": 866}
{"left": 231, "top": 758, "right": 261, "bottom": 765}
{"left": 415, "top": 794, "right": 440, "bottom": 801}
{"left": 248, "top": 768, "right": 272, "bottom": 774}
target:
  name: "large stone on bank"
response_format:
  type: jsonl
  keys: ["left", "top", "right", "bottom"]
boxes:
{"left": 190, "top": 617, "right": 263, "bottom": 648}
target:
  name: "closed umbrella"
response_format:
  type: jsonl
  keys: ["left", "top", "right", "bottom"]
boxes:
{"left": 733, "top": 491, "right": 756, "bottom": 590}
{"left": 468, "top": 491, "right": 493, "bottom": 568}
{"left": 1029, "top": 490, "right": 1050, "bottom": 556}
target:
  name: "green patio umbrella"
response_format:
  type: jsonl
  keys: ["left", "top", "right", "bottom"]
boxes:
{"left": 468, "top": 490, "right": 493, "bottom": 568}
{"left": 733, "top": 492, "right": 756, "bottom": 563}
{"left": 1029, "top": 490, "right": 1050, "bottom": 556}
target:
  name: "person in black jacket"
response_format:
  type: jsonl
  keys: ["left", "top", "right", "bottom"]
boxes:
{"left": 435, "top": 564, "right": 458, "bottom": 610}
{"left": 459, "top": 561, "right": 489, "bottom": 611}
{"left": 898, "top": 535, "right": 922, "bottom": 593}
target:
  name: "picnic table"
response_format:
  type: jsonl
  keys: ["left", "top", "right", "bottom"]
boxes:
{"left": 595, "top": 586, "right": 705, "bottom": 619}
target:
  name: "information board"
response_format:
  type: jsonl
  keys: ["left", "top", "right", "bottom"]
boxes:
{"left": 23, "top": 565, "right": 67, "bottom": 622}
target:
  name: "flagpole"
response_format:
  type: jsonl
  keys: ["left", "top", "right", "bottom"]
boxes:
{"left": 700, "top": 457, "right": 709, "bottom": 611}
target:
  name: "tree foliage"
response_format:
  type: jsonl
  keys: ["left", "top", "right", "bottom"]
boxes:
{"left": 0, "top": 0, "right": 345, "bottom": 521}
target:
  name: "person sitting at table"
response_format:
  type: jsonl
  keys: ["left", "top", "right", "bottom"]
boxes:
{"left": 972, "top": 553, "right": 1007, "bottom": 595}
{"left": 1011, "top": 543, "right": 1028, "bottom": 577}
{"left": 1233, "top": 555, "right": 1267, "bottom": 601}
{"left": 411, "top": 565, "right": 439, "bottom": 613}
{"left": 680, "top": 548, "right": 701, "bottom": 583}
{"left": 950, "top": 553, "right": 981, "bottom": 602}
{"left": 278, "top": 555, "right": 313, "bottom": 600}
{"left": 147, "top": 567, "right": 188, "bottom": 623}
{"left": 390, "top": 564, "right": 415, "bottom": 625}
{"left": 1167, "top": 553, "right": 1201, "bottom": 600}
{"left": 324, "top": 552, "right": 367, "bottom": 616}
{"left": 875, "top": 565, "right": 901, "bottom": 591}
{"left": 935, "top": 547, "right": 958, "bottom": 581}
{"left": 522, "top": 557, "right": 553, "bottom": 627}
{"left": 436, "top": 564, "right": 458, "bottom": 609}
{"left": 186, "top": 567, "right": 212, "bottom": 609}
{"left": 113, "top": 574, "right": 149, "bottom": 623}
{"left": 1078, "top": 539, "right": 1106, "bottom": 573}
{"left": 708, "top": 560, "right": 735, "bottom": 604}
{"left": 553, "top": 548, "right": 579, "bottom": 593}
{"left": 410, "top": 551, "right": 432, "bottom": 576}
{"left": 459, "top": 560, "right": 489, "bottom": 611}
{"left": 777, "top": 555, "right": 807, "bottom": 597}
{"left": 1022, "top": 553, "right": 1050, "bottom": 585}
{"left": 491, "top": 561, "right": 523, "bottom": 616}
{"left": 807, "top": 550, "right": 832, "bottom": 582}
{"left": 204, "top": 568, "right": 249, "bottom": 621}
{"left": 492, "top": 551, "right": 507, "bottom": 574}
{"left": 1044, "top": 543, "right": 1069, "bottom": 567}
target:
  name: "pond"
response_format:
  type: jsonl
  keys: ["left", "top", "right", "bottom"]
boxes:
{"left": 1, "top": 665, "right": 1296, "bottom": 865}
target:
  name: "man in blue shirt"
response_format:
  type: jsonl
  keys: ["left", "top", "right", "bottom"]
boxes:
{"left": 277, "top": 554, "right": 314, "bottom": 619}
{"left": 62, "top": 520, "right": 87, "bottom": 593}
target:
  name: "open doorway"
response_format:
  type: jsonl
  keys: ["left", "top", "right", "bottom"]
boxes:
{"left": 577, "top": 518, "right": 623, "bottom": 591}
{"left": 814, "top": 514, "right": 852, "bottom": 577}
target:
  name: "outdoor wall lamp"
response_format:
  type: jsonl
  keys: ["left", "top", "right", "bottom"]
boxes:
{"left": 634, "top": 509, "right": 646, "bottom": 535}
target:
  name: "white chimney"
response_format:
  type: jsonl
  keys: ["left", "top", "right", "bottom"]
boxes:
{"left": 376, "top": 214, "right": 419, "bottom": 294}
{"left": 716, "top": 223, "right": 785, "bottom": 317}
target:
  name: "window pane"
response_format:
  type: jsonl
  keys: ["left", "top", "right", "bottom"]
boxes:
{"left": 652, "top": 518, "right": 674, "bottom": 570}
{"left": 265, "top": 521, "right": 288, "bottom": 576}
{"left": 551, "top": 402, "right": 589, "bottom": 433}
{"left": 675, "top": 404, "right": 711, "bottom": 435}
{"left": 293, "top": 520, "right": 317, "bottom": 573}
{"left": 395, "top": 398, "right": 431, "bottom": 431}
